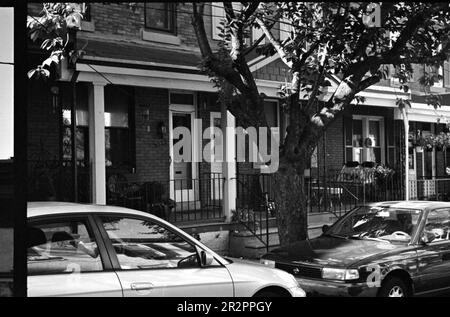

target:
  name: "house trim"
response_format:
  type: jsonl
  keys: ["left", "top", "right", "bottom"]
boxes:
{"left": 393, "top": 102, "right": 450, "bottom": 123}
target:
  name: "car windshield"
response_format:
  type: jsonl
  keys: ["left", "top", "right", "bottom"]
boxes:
{"left": 326, "top": 206, "right": 423, "bottom": 243}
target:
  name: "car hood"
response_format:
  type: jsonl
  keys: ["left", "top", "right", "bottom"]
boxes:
{"left": 224, "top": 258, "right": 300, "bottom": 291}
{"left": 267, "top": 235, "right": 406, "bottom": 267}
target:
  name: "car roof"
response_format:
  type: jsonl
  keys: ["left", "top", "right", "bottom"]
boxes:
{"left": 27, "top": 201, "right": 157, "bottom": 219}
{"left": 366, "top": 200, "right": 450, "bottom": 210}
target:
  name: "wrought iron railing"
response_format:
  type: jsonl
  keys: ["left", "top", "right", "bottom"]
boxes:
{"left": 234, "top": 175, "right": 274, "bottom": 253}
{"left": 106, "top": 174, "right": 225, "bottom": 223}
{"left": 409, "top": 177, "right": 450, "bottom": 201}
{"left": 237, "top": 171, "right": 405, "bottom": 218}
{"left": 27, "top": 159, "right": 90, "bottom": 203}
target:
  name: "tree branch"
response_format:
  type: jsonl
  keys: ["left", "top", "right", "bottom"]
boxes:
{"left": 242, "top": 2, "right": 260, "bottom": 22}
{"left": 191, "top": 3, "right": 213, "bottom": 58}
{"left": 243, "top": 15, "right": 279, "bottom": 57}
{"left": 357, "top": 74, "right": 381, "bottom": 91}
{"left": 191, "top": 3, "right": 249, "bottom": 93}
{"left": 255, "top": 17, "right": 294, "bottom": 68}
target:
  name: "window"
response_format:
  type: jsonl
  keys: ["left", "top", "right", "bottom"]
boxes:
{"left": 344, "top": 116, "right": 385, "bottom": 164}
{"left": 100, "top": 216, "right": 204, "bottom": 270}
{"left": 386, "top": 119, "right": 396, "bottom": 167}
{"left": 424, "top": 209, "right": 450, "bottom": 242}
{"left": 27, "top": 219, "right": 103, "bottom": 275}
{"left": 279, "top": 18, "right": 291, "bottom": 43}
{"left": 145, "top": 3, "right": 176, "bottom": 33}
{"left": 59, "top": 84, "right": 90, "bottom": 169}
{"left": 263, "top": 100, "right": 279, "bottom": 128}
{"left": 82, "top": 3, "right": 91, "bottom": 22}
{"left": 104, "top": 86, "right": 134, "bottom": 169}
{"left": 444, "top": 59, "right": 450, "bottom": 88}
{"left": 253, "top": 100, "right": 279, "bottom": 171}
{"left": 211, "top": 2, "right": 242, "bottom": 41}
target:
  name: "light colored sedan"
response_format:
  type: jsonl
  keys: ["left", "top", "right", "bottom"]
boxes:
{"left": 27, "top": 202, "right": 305, "bottom": 297}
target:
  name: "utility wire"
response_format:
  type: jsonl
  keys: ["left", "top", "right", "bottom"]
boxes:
{"left": 26, "top": 5, "right": 296, "bottom": 102}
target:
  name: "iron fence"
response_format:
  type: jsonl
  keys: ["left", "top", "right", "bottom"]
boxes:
{"left": 27, "top": 159, "right": 90, "bottom": 203}
{"left": 409, "top": 177, "right": 450, "bottom": 201}
{"left": 234, "top": 176, "right": 273, "bottom": 252}
{"left": 106, "top": 173, "right": 225, "bottom": 223}
{"left": 237, "top": 171, "right": 405, "bottom": 217}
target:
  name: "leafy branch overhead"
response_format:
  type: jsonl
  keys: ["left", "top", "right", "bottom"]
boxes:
{"left": 27, "top": 3, "right": 86, "bottom": 80}
{"left": 193, "top": 3, "right": 450, "bottom": 140}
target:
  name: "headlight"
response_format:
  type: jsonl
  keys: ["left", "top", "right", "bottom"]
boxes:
{"left": 260, "top": 258, "right": 276, "bottom": 268}
{"left": 322, "top": 268, "right": 359, "bottom": 281}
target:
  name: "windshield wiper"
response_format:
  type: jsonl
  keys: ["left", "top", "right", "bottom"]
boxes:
{"left": 323, "top": 232, "right": 347, "bottom": 239}
{"left": 350, "top": 234, "right": 391, "bottom": 243}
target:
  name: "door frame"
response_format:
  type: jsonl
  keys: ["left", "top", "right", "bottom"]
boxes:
{"left": 209, "top": 111, "right": 223, "bottom": 200}
{"left": 168, "top": 92, "right": 198, "bottom": 203}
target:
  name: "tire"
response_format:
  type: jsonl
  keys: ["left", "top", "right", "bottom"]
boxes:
{"left": 378, "top": 277, "right": 410, "bottom": 297}
{"left": 254, "top": 290, "right": 286, "bottom": 297}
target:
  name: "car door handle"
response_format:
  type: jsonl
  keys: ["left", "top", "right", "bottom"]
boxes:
{"left": 130, "top": 282, "right": 154, "bottom": 291}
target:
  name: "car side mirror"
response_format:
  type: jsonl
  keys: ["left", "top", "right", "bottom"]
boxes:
{"left": 200, "top": 250, "right": 214, "bottom": 267}
{"left": 421, "top": 231, "right": 436, "bottom": 245}
{"left": 177, "top": 254, "right": 198, "bottom": 268}
{"left": 322, "top": 224, "right": 330, "bottom": 234}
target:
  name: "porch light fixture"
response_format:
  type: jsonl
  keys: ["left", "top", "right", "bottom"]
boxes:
{"left": 50, "top": 86, "right": 59, "bottom": 113}
{"left": 157, "top": 121, "right": 167, "bottom": 139}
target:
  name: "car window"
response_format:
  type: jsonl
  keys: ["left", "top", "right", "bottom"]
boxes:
{"left": 424, "top": 209, "right": 450, "bottom": 242}
{"left": 328, "top": 206, "right": 422, "bottom": 242}
{"left": 27, "top": 219, "right": 103, "bottom": 275}
{"left": 99, "top": 216, "right": 202, "bottom": 270}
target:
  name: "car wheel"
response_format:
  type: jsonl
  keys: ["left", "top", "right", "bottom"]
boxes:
{"left": 254, "top": 290, "right": 287, "bottom": 297}
{"left": 378, "top": 277, "right": 409, "bottom": 297}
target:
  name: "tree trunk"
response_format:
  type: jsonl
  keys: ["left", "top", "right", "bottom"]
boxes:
{"left": 272, "top": 157, "right": 308, "bottom": 246}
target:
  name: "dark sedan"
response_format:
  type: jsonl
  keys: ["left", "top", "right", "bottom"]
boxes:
{"left": 260, "top": 201, "right": 450, "bottom": 297}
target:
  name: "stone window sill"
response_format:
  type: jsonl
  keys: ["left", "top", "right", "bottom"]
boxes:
{"left": 80, "top": 20, "right": 95, "bottom": 32}
{"left": 142, "top": 29, "right": 180, "bottom": 46}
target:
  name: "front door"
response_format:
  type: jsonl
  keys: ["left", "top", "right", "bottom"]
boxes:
{"left": 169, "top": 109, "right": 196, "bottom": 203}
{"left": 97, "top": 215, "right": 234, "bottom": 297}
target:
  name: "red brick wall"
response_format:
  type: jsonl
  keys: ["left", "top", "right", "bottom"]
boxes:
{"left": 27, "top": 79, "right": 62, "bottom": 161}
{"left": 130, "top": 87, "right": 170, "bottom": 185}
{"left": 80, "top": 3, "right": 217, "bottom": 50}
{"left": 313, "top": 116, "right": 344, "bottom": 177}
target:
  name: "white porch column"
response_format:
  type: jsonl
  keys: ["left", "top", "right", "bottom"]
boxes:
{"left": 221, "top": 105, "right": 236, "bottom": 222}
{"left": 88, "top": 81, "right": 107, "bottom": 204}
{"left": 401, "top": 106, "right": 409, "bottom": 201}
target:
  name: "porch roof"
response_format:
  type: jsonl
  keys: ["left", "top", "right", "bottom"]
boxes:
{"left": 393, "top": 102, "right": 450, "bottom": 123}
{"left": 76, "top": 38, "right": 203, "bottom": 71}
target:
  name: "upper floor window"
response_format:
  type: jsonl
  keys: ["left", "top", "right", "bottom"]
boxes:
{"left": 444, "top": 59, "right": 450, "bottom": 88}
{"left": 344, "top": 116, "right": 385, "bottom": 165}
{"left": 82, "top": 3, "right": 91, "bottom": 22}
{"left": 145, "top": 3, "right": 176, "bottom": 33}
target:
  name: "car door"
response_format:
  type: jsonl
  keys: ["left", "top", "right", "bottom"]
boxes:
{"left": 415, "top": 208, "right": 450, "bottom": 294}
{"left": 95, "top": 214, "right": 234, "bottom": 297}
{"left": 27, "top": 215, "right": 123, "bottom": 297}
